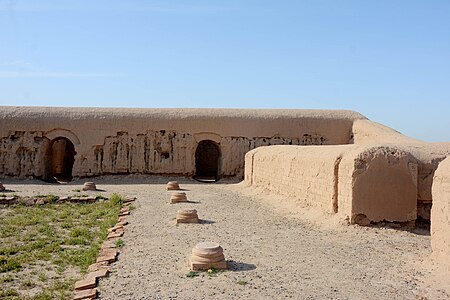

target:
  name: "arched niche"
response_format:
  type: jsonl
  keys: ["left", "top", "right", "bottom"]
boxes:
{"left": 194, "top": 132, "right": 222, "bottom": 144}
{"left": 45, "top": 129, "right": 80, "bottom": 145}
{"left": 43, "top": 129, "right": 79, "bottom": 182}
{"left": 194, "top": 140, "right": 221, "bottom": 182}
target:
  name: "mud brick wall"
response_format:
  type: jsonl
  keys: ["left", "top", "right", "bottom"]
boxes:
{"left": 245, "top": 145, "right": 419, "bottom": 224}
{"left": 431, "top": 157, "right": 450, "bottom": 264}
{"left": 0, "top": 131, "right": 49, "bottom": 178}
{"left": 338, "top": 146, "right": 418, "bottom": 224}
{"left": 245, "top": 145, "right": 348, "bottom": 213}
{"left": 0, "top": 107, "right": 359, "bottom": 179}
{"left": 352, "top": 119, "right": 450, "bottom": 221}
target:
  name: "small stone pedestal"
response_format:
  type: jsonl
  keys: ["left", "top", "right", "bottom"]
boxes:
{"left": 167, "top": 181, "right": 180, "bottom": 190}
{"left": 170, "top": 192, "right": 187, "bottom": 203}
{"left": 176, "top": 209, "right": 199, "bottom": 223}
{"left": 82, "top": 182, "right": 97, "bottom": 191}
{"left": 189, "top": 242, "right": 227, "bottom": 271}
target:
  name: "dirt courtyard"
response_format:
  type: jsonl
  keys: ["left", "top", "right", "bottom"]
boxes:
{"left": 3, "top": 175, "right": 449, "bottom": 300}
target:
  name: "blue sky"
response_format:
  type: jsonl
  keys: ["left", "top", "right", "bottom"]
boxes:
{"left": 0, "top": 0, "right": 449, "bottom": 142}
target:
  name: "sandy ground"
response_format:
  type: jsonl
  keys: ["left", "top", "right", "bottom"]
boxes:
{"left": 2, "top": 175, "right": 449, "bottom": 300}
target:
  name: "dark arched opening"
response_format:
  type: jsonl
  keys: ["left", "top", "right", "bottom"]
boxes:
{"left": 45, "top": 137, "right": 76, "bottom": 182}
{"left": 195, "top": 140, "right": 221, "bottom": 182}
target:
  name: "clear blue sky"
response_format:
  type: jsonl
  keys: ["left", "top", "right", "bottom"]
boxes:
{"left": 1, "top": 0, "right": 449, "bottom": 142}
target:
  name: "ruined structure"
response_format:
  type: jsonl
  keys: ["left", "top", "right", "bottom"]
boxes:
{"left": 170, "top": 192, "right": 188, "bottom": 204}
{"left": 0, "top": 106, "right": 359, "bottom": 181}
{"left": 176, "top": 209, "right": 199, "bottom": 224}
{"left": 82, "top": 182, "right": 97, "bottom": 191}
{"left": 0, "top": 106, "right": 449, "bottom": 263}
{"left": 431, "top": 157, "right": 450, "bottom": 266}
{"left": 189, "top": 242, "right": 227, "bottom": 271}
{"left": 166, "top": 181, "right": 180, "bottom": 191}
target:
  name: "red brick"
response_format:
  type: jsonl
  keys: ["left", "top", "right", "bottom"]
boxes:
{"left": 87, "top": 261, "right": 109, "bottom": 272}
{"left": 74, "top": 277, "right": 96, "bottom": 290}
{"left": 96, "top": 252, "right": 116, "bottom": 263}
{"left": 73, "top": 288, "right": 97, "bottom": 300}
{"left": 87, "top": 268, "right": 109, "bottom": 279}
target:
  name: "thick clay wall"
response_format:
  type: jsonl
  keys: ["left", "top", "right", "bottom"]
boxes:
{"left": 338, "top": 146, "right": 418, "bottom": 224}
{"left": 245, "top": 145, "right": 418, "bottom": 224}
{"left": 245, "top": 145, "right": 347, "bottom": 213}
{"left": 352, "top": 119, "right": 450, "bottom": 220}
{"left": 431, "top": 157, "right": 450, "bottom": 264}
{"left": 0, "top": 107, "right": 364, "bottom": 179}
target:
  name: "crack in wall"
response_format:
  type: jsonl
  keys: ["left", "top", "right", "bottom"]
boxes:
{"left": 333, "top": 155, "right": 343, "bottom": 213}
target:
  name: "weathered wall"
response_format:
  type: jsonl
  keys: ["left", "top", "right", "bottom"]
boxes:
{"left": 352, "top": 119, "right": 450, "bottom": 220}
{"left": 245, "top": 145, "right": 419, "bottom": 224}
{"left": 0, "top": 107, "right": 364, "bottom": 179}
{"left": 338, "top": 146, "right": 418, "bottom": 224}
{"left": 0, "top": 131, "right": 49, "bottom": 178}
{"left": 431, "top": 157, "right": 450, "bottom": 264}
{"left": 0, "top": 107, "right": 363, "bottom": 146}
{"left": 245, "top": 145, "right": 347, "bottom": 213}
{"left": 75, "top": 131, "right": 311, "bottom": 177}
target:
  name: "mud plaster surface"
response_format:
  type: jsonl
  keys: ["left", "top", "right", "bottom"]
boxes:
{"left": 2, "top": 175, "right": 449, "bottom": 300}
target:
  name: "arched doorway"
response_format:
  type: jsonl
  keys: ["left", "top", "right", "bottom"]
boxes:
{"left": 195, "top": 140, "right": 221, "bottom": 182}
{"left": 46, "top": 137, "right": 76, "bottom": 182}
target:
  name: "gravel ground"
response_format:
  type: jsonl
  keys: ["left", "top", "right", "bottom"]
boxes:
{"left": 2, "top": 175, "right": 449, "bottom": 300}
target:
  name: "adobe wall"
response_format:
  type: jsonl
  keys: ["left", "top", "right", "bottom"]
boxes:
{"left": 352, "top": 119, "right": 450, "bottom": 220}
{"left": 431, "top": 157, "right": 450, "bottom": 264}
{"left": 338, "top": 145, "right": 418, "bottom": 224}
{"left": 245, "top": 144, "right": 418, "bottom": 224}
{"left": 0, "top": 106, "right": 364, "bottom": 179}
{"left": 242, "top": 117, "right": 450, "bottom": 231}
{"left": 245, "top": 145, "right": 347, "bottom": 213}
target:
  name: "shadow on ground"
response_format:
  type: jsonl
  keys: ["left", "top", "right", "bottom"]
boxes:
{"left": 228, "top": 261, "right": 257, "bottom": 272}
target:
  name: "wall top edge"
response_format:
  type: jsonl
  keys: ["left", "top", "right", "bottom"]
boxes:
{"left": 0, "top": 106, "right": 367, "bottom": 121}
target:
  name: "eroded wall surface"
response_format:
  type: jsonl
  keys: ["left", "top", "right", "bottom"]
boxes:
{"left": 245, "top": 145, "right": 346, "bottom": 213}
{"left": 431, "top": 157, "right": 450, "bottom": 263}
{"left": 352, "top": 119, "right": 450, "bottom": 221}
{"left": 0, "top": 130, "right": 328, "bottom": 179}
{"left": 338, "top": 146, "right": 418, "bottom": 224}
{"left": 245, "top": 145, "right": 419, "bottom": 224}
{"left": 76, "top": 131, "right": 313, "bottom": 177}
{"left": 0, "top": 107, "right": 361, "bottom": 179}
{"left": 0, "top": 131, "right": 49, "bottom": 178}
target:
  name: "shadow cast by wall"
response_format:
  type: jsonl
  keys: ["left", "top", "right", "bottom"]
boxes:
{"left": 0, "top": 174, "right": 242, "bottom": 186}
{"left": 369, "top": 222, "right": 430, "bottom": 236}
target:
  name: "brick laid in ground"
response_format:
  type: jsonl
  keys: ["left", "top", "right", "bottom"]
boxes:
{"left": 74, "top": 277, "right": 97, "bottom": 291}
{"left": 73, "top": 288, "right": 97, "bottom": 300}
{"left": 87, "top": 261, "right": 110, "bottom": 272}
{"left": 87, "top": 269, "right": 109, "bottom": 279}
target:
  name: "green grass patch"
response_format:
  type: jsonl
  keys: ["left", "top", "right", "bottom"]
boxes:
{"left": 186, "top": 271, "right": 199, "bottom": 278}
{"left": 0, "top": 193, "right": 124, "bottom": 299}
{"left": 32, "top": 194, "right": 59, "bottom": 204}
{"left": 115, "top": 239, "right": 124, "bottom": 248}
{"left": 95, "top": 194, "right": 108, "bottom": 201}
{"left": 0, "top": 288, "right": 19, "bottom": 297}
